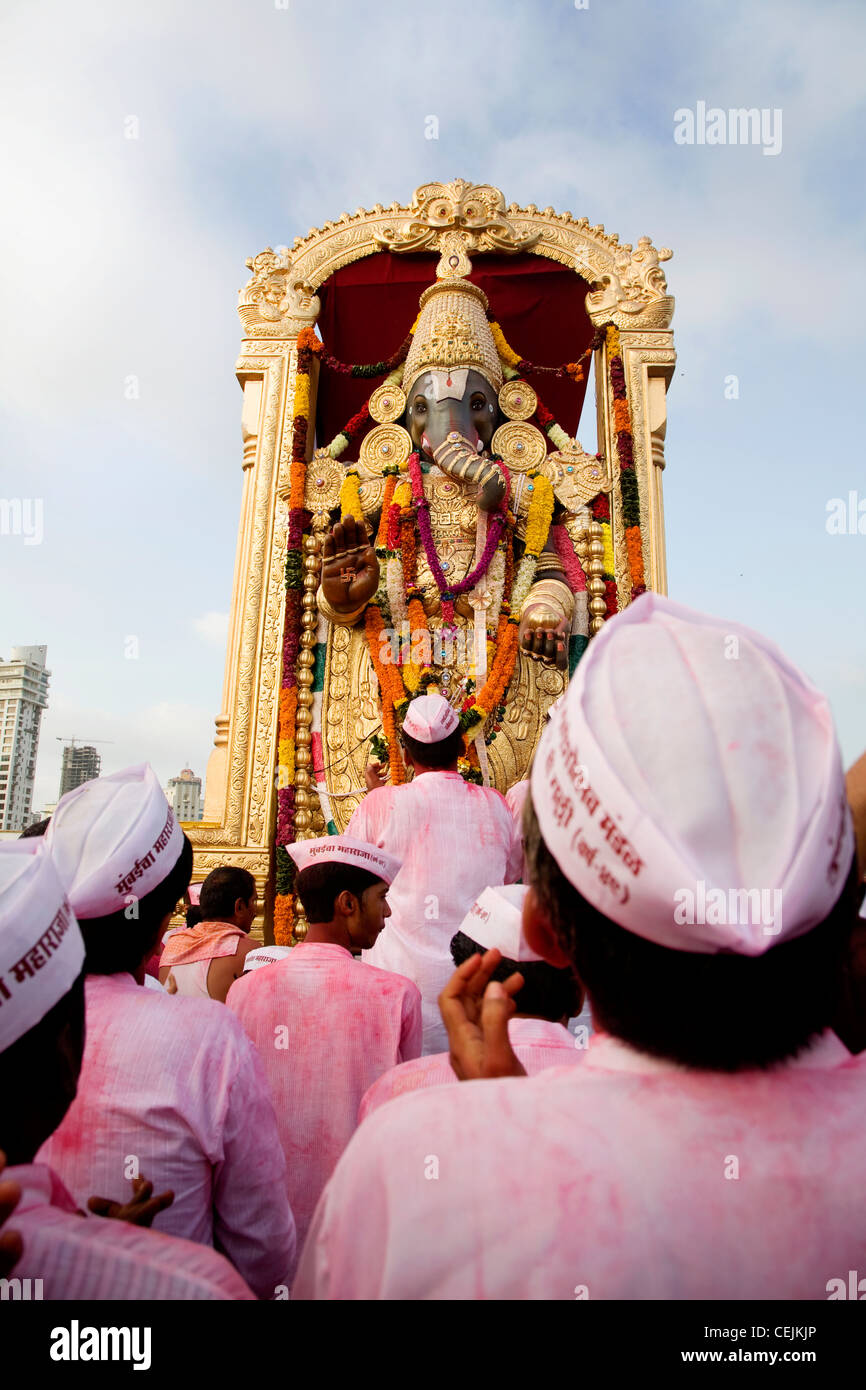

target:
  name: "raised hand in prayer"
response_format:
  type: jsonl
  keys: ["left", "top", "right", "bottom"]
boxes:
{"left": 438, "top": 949, "right": 528, "bottom": 1081}
{"left": 364, "top": 760, "right": 388, "bottom": 791}
{"left": 88, "top": 1176, "right": 175, "bottom": 1228}
{"left": 0, "top": 1149, "right": 22, "bottom": 1279}
{"left": 321, "top": 516, "right": 380, "bottom": 615}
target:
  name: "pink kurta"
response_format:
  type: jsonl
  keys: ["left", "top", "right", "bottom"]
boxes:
{"left": 9, "top": 1163, "right": 254, "bottom": 1300}
{"left": 37, "top": 973, "right": 295, "bottom": 1299}
{"left": 359, "top": 1017, "right": 582, "bottom": 1120}
{"left": 226, "top": 942, "right": 422, "bottom": 1257}
{"left": 295, "top": 1030, "right": 866, "bottom": 1300}
{"left": 348, "top": 772, "right": 523, "bottom": 1053}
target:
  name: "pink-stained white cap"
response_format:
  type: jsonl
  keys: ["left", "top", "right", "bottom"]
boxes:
{"left": 458, "top": 884, "right": 543, "bottom": 962}
{"left": 288, "top": 835, "right": 401, "bottom": 886}
{"left": 402, "top": 693, "right": 459, "bottom": 744}
{"left": 243, "top": 945, "right": 293, "bottom": 973}
{"left": 45, "top": 763, "right": 185, "bottom": 920}
{"left": 531, "top": 593, "right": 855, "bottom": 956}
{"left": 0, "top": 841, "right": 85, "bottom": 1051}
{"left": 188, "top": 884, "right": 203, "bottom": 907}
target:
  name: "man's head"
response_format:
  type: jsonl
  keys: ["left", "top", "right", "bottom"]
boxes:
{"left": 450, "top": 929, "right": 581, "bottom": 1023}
{"left": 400, "top": 693, "right": 462, "bottom": 773}
{"left": 296, "top": 863, "right": 391, "bottom": 952}
{"left": 452, "top": 883, "right": 582, "bottom": 1024}
{"left": 288, "top": 834, "right": 401, "bottom": 953}
{"left": 525, "top": 593, "right": 859, "bottom": 1072}
{"left": 44, "top": 763, "right": 193, "bottom": 977}
{"left": 199, "top": 866, "right": 258, "bottom": 931}
{"left": 0, "top": 844, "right": 87, "bottom": 1162}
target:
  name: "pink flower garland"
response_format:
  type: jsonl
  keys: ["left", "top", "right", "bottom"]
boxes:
{"left": 552, "top": 523, "right": 586, "bottom": 592}
{"left": 408, "top": 451, "right": 508, "bottom": 627}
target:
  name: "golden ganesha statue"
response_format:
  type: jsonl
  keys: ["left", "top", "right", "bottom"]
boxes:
{"left": 188, "top": 181, "right": 676, "bottom": 942}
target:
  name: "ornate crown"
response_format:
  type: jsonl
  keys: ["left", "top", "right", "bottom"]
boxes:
{"left": 402, "top": 277, "right": 502, "bottom": 395}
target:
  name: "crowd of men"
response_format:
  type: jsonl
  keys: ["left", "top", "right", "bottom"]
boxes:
{"left": 2, "top": 592, "right": 865, "bottom": 1300}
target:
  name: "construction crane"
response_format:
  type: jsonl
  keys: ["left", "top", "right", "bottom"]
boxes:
{"left": 55, "top": 737, "right": 115, "bottom": 746}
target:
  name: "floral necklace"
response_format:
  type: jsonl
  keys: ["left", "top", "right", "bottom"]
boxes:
{"left": 407, "top": 451, "right": 509, "bottom": 628}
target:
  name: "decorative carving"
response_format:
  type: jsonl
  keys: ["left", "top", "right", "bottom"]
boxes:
{"left": 586, "top": 237, "right": 674, "bottom": 330}
{"left": 358, "top": 423, "right": 413, "bottom": 476}
{"left": 368, "top": 383, "right": 407, "bottom": 424}
{"left": 302, "top": 448, "right": 343, "bottom": 511}
{"left": 374, "top": 180, "right": 541, "bottom": 258}
{"left": 238, "top": 182, "right": 675, "bottom": 337}
{"left": 498, "top": 380, "right": 537, "bottom": 421}
{"left": 490, "top": 421, "right": 547, "bottom": 474}
{"left": 238, "top": 247, "right": 321, "bottom": 339}
{"left": 542, "top": 444, "right": 611, "bottom": 510}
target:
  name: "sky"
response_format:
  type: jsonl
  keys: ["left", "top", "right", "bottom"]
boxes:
{"left": 1, "top": 0, "right": 864, "bottom": 813}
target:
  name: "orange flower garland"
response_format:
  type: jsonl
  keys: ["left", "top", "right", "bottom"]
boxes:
{"left": 365, "top": 605, "right": 407, "bottom": 785}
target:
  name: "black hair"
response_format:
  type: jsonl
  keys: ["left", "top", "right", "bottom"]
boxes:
{"left": 401, "top": 724, "right": 463, "bottom": 770}
{"left": 296, "top": 863, "right": 384, "bottom": 923}
{"left": 199, "top": 865, "right": 256, "bottom": 920}
{"left": 185, "top": 904, "right": 204, "bottom": 930}
{"left": 523, "top": 793, "right": 859, "bottom": 1071}
{"left": 0, "top": 970, "right": 86, "bottom": 1163}
{"left": 450, "top": 930, "right": 582, "bottom": 1021}
{"left": 19, "top": 818, "right": 50, "bottom": 839}
{"left": 79, "top": 834, "right": 193, "bottom": 976}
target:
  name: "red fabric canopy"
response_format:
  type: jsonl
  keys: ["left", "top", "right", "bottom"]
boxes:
{"left": 314, "top": 251, "right": 594, "bottom": 451}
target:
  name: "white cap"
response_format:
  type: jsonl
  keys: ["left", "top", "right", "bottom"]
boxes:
{"left": 188, "top": 884, "right": 203, "bottom": 907}
{"left": 531, "top": 593, "right": 855, "bottom": 956}
{"left": 243, "top": 945, "right": 293, "bottom": 973}
{"left": 0, "top": 841, "right": 85, "bottom": 1051}
{"left": 288, "top": 835, "right": 401, "bottom": 886}
{"left": 45, "top": 763, "right": 185, "bottom": 919}
{"left": 458, "top": 884, "right": 542, "bottom": 962}
{"left": 402, "top": 693, "right": 459, "bottom": 744}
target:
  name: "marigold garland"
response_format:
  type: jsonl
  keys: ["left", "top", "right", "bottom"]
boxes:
{"left": 605, "top": 324, "right": 646, "bottom": 600}
{"left": 339, "top": 468, "right": 363, "bottom": 522}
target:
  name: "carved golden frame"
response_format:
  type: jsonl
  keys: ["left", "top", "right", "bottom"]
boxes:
{"left": 188, "top": 180, "right": 676, "bottom": 939}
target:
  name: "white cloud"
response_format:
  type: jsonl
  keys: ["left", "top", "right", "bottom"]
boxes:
{"left": 193, "top": 612, "right": 229, "bottom": 648}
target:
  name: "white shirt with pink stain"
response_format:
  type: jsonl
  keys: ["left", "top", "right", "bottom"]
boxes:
{"left": 9, "top": 1163, "right": 254, "bottom": 1300}
{"left": 348, "top": 771, "right": 524, "bottom": 1054}
{"left": 359, "top": 1016, "right": 582, "bottom": 1120}
{"left": 225, "top": 941, "right": 422, "bottom": 1259}
{"left": 294, "top": 1030, "right": 866, "bottom": 1300}
{"left": 37, "top": 972, "right": 296, "bottom": 1299}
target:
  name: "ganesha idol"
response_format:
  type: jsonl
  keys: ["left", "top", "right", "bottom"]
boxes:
{"left": 300, "top": 247, "right": 616, "bottom": 822}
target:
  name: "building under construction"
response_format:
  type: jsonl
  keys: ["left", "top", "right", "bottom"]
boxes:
{"left": 59, "top": 742, "right": 102, "bottom": 798}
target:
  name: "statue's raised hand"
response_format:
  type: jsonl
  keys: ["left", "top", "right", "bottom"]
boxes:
{"left": 321, "top": 516, "right": 380, "bottom": 613}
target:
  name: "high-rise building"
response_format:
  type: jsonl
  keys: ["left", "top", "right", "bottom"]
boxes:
{"left": 165, "top": 767, "right": 203, "bottom": 822}
{"left": 59, "top": 743, "right": 102, "bottom": 798}
{"left": 0, "top": 646, "right": 51, "bottom": 832}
